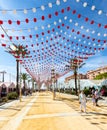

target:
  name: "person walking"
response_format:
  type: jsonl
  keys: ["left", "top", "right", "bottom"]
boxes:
{"left": 79, "top": 90, "right": 87, "bottom": 113}
{"left": 94, "top": 89, "right": 100, "bottom": 106}
{"left": 92, "top": 93, "right": 96, "bottom": 106}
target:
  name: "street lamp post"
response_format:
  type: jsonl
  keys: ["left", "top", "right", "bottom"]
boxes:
{"left": 0, "top": 71, "right": 6, "bottom": 82}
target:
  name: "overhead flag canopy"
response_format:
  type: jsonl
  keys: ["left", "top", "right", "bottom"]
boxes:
{"left": 0, "top": 0, "right": 107, "bottom": 82}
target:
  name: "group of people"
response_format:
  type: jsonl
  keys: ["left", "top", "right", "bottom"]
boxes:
{"left": 79, "top": 89, "right": 100, "bottom": 113}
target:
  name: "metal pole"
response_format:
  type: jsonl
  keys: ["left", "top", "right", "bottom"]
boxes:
{"left": 0, "top": 71, "right": 6, "bottom": 82}
{"left": 9, "top": 73, "right": 11, "bottom": 83}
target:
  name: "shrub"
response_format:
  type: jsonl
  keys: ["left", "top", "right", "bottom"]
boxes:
{"left": 83, "top": 88, "right": 90, "bottom": 97}
{"left": 2, "top": 97, "right": 8, "bottom": 102}
{"left": 0, "top": 98, "right": 2, "bottom": 103}
{"left": 71, "top": 91, "right": 76, "bottom": 95}
{"left": 65, "top": 89, "right": 70, "bottom": 94}
{"left": 7, "top": 92, "right": 18, "bottom": 100}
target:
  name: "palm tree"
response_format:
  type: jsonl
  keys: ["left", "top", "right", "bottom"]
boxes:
{"left": 66, "top": 58, "right": 85, "bottom": 95}
{"left": 8, "top": 44, "right": 29, "bottom": 96}
{"left": 20, "top": 73, "right": 28, "bottom": 94}
{"left": 27, "top": 76, "right": 35, "bottom": 91}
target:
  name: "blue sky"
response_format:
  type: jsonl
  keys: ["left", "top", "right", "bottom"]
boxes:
{"left": 0, "top": 0, "right": 107, "bottom": 83}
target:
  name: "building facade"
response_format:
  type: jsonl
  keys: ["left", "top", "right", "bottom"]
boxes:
{"left": 86, "top": 66, "right": 107, "bottom": 80}
{"left": 65, "top": 73, "right": 87, "bottom": 83}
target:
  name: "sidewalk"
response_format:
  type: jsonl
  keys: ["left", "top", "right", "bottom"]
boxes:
{"left": 0, "top": 92, "right": 107, "bottom": 130}
{"left": 0, "top": 93, "right": 38, "bottom": 130}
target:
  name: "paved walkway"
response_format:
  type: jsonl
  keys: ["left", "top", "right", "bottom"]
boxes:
{"left": 0, "top": 92, "right": 107, "bottom": 130}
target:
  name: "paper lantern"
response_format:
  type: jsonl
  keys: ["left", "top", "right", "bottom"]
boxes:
{"left": 78, "top": 14, "right": 81, "bottom": 18}
{"left": 41, "top": 16, "right": 45, "bottom": 20}
{"left": 55, "top": 11, "right": 58, "bottom": 16}
{"left": 104, "top": 25, "right": 107, "bottom": 28}
{"left": 85, "top": 17, "right": 88, "bottom": 22}
{"left": 67, "top": 6, "right": 70, "bottom": 11}
{"left": 17, "top": 20, "right": 20, "bottom": 25}
{"left": 1, "top": 43, "right": 6, "bottom": 47}
{"left": 9, "top": 36, "right": 12, "bottom": 40}
{"left": 72, "top": 10, "right": 76, "bottom": 14}
{"left": 34, "top": 18, "right": 37, "bottom": 22}
{"left": 25, "top": 18, "right": 29, "bottom": 23}
{"left": 29, "top": 35, "right": 32, "bottom": 38}
{"left": 1, "top": 34, "right": 4, "bottom": 38}
{"left": 48, "top": 14, "right": 52, "bottom": 18}
{"left": 16, "top": 36, "right": 19, "bottom": 40}
{"left": 90, "top": 20, "right": 94, "bottom": 24}
{"left": 8, "top": 20, "right": 12, "bottom": 24}
{"left": 61, "top": 9, "right": 64, "bottom": 13}
{"left": 32, "top": 8, "right": 36, "bottom": 13}
{"left": 0, "top": 20, "right": 3, "bottom": 24}
{"left": 62, "top": 23, "right": 64, "bottom": 26}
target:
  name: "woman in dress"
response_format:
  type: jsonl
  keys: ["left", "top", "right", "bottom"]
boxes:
{"left": 79, "top": 90, "right": 87, "bottom": 113}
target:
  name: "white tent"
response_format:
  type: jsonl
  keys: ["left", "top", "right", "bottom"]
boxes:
{"left": 68, "top": 79, "right": 98, "bottom": 90}
{"left": 101, "top": 80, "right": 107, "bottom": 86}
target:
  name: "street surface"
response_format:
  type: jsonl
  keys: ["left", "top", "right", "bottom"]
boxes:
{"left": 0, "top": 92, "right": 107, "bottom": 130}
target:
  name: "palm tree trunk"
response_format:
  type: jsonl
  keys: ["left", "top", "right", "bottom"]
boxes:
{"left": 74, "top": 67, "right": 78, "bottom": 95}
{"left": 16, "top": 60, "right": 19, "bottom": 96}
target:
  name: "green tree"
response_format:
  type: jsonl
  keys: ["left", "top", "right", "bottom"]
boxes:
{"left": 66, "top": 58, "right": 85, "bottom": 95}
{"left": 94, "top": 72, "right": 107, "bottom": 80}
{"left": 20, "top": 73, "right": 28, "bottom": 91}
{"left": 9, "top": 44, "right": 29, "bottom": 96}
